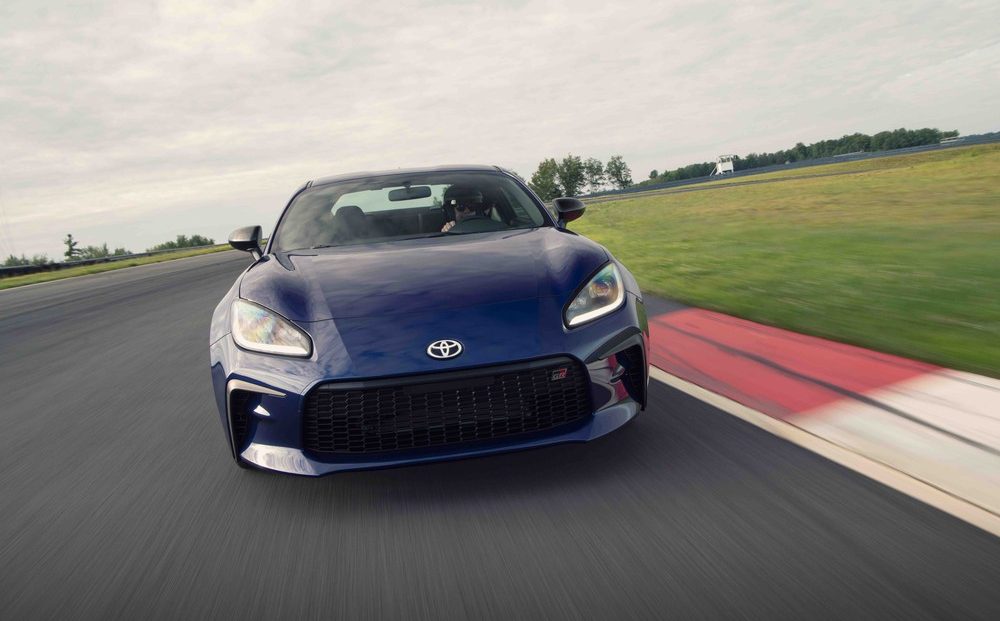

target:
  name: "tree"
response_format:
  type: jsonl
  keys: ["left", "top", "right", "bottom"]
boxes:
{"left": 556, "top": 154, "right": 585, "bottom": 197}
{"left": 77, "top": 244, "right": 103, "bottom": 259}
{"left": 605, "top": 155, "right": 632, "bottom": 190}
{"left": 77, "top": 243, "right": 132, "bottom": 259}
{"left": 3, "top": 254, "right": 27, "bottom": 267}
{"left": 529, "top": 158, "right": 561, "bottom": 201}
{"left": 4, "top": 254, "right": 51, "bottom": 267}
{"left": 64, "top": 234, "right": 79, "bottom": 260}
{"left": 147, "top": 234, "right": 215, "bottom": 252}
{"left": 649, "top": 170, "right": 659, "bottom": 180}
{"left": 583, "top": 158, "right": 605, "bottom": 193}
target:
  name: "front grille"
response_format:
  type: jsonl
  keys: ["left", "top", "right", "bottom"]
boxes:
{"left": 303, "top": 358, "right": 591, "bottom": 455}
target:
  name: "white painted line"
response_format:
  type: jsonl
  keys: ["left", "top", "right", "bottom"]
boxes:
{"left": 798, "top": 376, "right": 1000, "bottom": 515}
{"left": 649, "top": 366, "right": 1000, "bottom": 538}
{"left": 890, "top": 370, "right": 1000, "bottom": 447}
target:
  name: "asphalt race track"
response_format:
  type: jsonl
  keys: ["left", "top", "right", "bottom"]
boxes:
{"left": 2, "top": 251, "right": 999, "bottom": 620}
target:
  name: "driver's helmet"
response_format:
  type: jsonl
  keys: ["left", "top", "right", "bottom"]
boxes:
{"left": 443, "top": 185, "right": 487, "bottom": 215}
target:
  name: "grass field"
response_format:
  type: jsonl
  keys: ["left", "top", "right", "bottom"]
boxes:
{"left": 0, "top": 245, "right": 230, "bottom": 291}
{"left": 573, "top": 144, "right": 1000, "bottom": 377}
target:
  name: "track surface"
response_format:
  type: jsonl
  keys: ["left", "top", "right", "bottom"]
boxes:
{"left": 2, "top": 251, "right": 999, "bottom": 620}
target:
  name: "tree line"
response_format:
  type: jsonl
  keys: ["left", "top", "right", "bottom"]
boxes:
{"left": 60, "top": 234, "right": 132, "bottom": 261}
{"left": 3, "top": 233, "right": 215, "bottom": 267}
{"left": 642, "top": 127, "right": 959, "bottom": 185}
{"left": 528, "top": 155, "right": 633, "bottom": 199}
{"left": 147, "top": 234, "right": 215, "bottom": 252}
{"left": 2, "top": 234, "right": 133, "bottom": 266}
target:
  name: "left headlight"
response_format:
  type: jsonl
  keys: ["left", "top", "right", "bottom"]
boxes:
{"left": 564, "top": 263, "right": 625, "bottom": 327}
{"left": 231, "top": 299, "right": 312, "bottom": 357}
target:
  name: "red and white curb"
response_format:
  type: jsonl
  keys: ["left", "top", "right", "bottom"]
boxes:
{"left": 647, "top": 307, "right": 1000, "bottom": 537}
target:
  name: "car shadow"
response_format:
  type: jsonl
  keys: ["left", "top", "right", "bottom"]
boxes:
{"left": 248, "top": 396, "right": 702, "bottom": 518}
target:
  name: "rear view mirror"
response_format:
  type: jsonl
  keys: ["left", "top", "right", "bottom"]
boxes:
{"left": 229, "top": 225, "right": 263, "bottom": 261}
{"left": 553, "top": 197, "right": 586, "bottom": 227}
{"left": 388, "top": 186, "right": 432, "bottom": 201}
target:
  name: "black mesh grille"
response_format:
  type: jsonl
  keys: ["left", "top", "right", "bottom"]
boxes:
{"left": 616, "top": 345, "right": 646, "bottom": 405}
{"left": 229, "top": 390, "right": 252, "bottom": 451}
{"left": 303, "top": 358, "right": 591, "bottom": 454}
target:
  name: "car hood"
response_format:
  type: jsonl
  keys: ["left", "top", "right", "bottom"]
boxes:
{"left": 239, "top": 227, "right": 608, "bottom": 322}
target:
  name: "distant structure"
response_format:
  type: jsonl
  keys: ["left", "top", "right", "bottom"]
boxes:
{"left": 712, "top": 154, "right": 735, "bottom": 176}
{"left": 940, "top": 136, "right": 964, "bottom": 145}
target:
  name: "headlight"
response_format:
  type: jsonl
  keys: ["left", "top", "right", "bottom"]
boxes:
{"left": 231, "top": 299, "right": 312, "bottom": 357}
{"left": 564, "top": 263, "right": 625, "bottom": 327}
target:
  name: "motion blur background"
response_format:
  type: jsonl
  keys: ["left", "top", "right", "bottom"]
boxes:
{"left": 2, "top": 2, "right": 999, "bottom": 619}
{"left": 1, "top": 0, "right": 998, "bottom": 257}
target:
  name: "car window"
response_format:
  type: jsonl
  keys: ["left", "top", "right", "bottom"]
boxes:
{"left": 273, "top": 172, "right": 550, "bottom": 252}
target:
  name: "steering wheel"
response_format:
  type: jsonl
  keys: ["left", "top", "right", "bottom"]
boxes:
{"left": 448, "top": 214, "right": 507, "bottom": 234}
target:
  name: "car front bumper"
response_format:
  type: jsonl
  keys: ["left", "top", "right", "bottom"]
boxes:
{"left": 210, "top": 294, "right": 649, "bottom": 476}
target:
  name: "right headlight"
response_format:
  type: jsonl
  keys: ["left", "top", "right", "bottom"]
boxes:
{"left": 231, "top": 299, "right": 312, "bottom": 357}
{"left": 564, "top": 263, "right": 625, "bottom": 327}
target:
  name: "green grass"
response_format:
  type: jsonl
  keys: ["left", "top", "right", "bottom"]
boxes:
{"left": 0, "top": 245, "right": 231, "bottom": 290}
{"left": 573, "top": 144, "right": 1000, "bottom": 377}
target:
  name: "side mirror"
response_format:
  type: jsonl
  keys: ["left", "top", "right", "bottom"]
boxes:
{"left": 553, "top": 197, "right": 586, "bottom": 227}
{"left": 229, "top": 225, "right": 263, "bottom": 260}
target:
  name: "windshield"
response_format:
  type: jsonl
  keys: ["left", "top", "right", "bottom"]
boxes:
{"left": 272, "top": 171, "right": 550, "bottom": 252}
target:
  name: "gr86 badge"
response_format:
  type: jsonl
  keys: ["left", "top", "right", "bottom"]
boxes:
{"left": 550, "top": 367, "right": 568, "bottom": 381}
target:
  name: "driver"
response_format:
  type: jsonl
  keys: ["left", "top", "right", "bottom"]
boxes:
{"left": 441, "top": 186, "right": 492, "bottom": 232}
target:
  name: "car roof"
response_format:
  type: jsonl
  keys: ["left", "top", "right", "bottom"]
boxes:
{"left": 307, "top": 164, "right": 509, "bottom": 188}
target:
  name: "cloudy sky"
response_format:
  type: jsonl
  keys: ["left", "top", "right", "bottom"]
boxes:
{"left": 1, "top": 0, "right": 998, "bottom": 258}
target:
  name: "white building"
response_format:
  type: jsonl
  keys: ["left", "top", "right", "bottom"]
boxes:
{"left": 712, "top": 155, "right": 735, "bottom": 176}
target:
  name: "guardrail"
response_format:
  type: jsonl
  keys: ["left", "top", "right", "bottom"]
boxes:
{"left": 0, "top": 244, "right": 223, "bottom": 278}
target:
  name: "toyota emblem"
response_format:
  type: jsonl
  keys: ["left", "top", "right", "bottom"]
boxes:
{"left": 426, "top": 339, "right": 463, "bottom": 360}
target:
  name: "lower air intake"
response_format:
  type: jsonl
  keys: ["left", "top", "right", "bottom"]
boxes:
{"left": 229, "top": 390, "right": 252, "bottom": 451}
{"left": 615, "top": 345, "right": 646, "bottom": 406}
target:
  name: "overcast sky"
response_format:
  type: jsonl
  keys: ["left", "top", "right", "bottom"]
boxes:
{"left": 1, "top": 0, "right": 998, "bottom": 258}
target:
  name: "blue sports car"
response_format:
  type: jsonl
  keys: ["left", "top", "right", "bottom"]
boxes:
{"left": 209, "top": 165, "right": 648, "bottom": 475}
